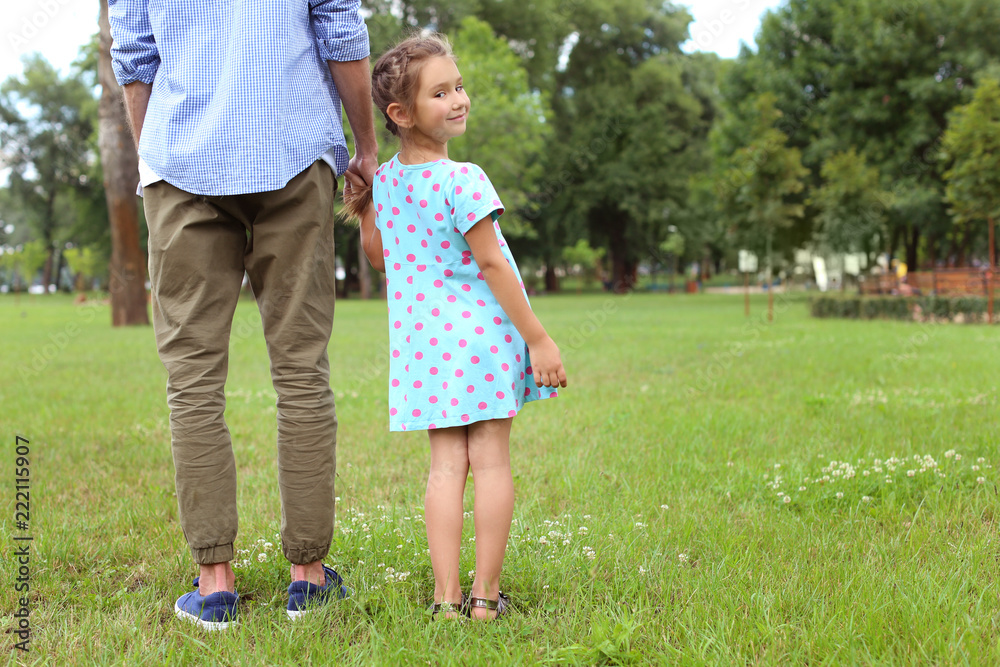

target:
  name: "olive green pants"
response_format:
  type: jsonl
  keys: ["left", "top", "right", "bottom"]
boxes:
{"left": 144, "top": 162, "right": 338, "bottom": 565}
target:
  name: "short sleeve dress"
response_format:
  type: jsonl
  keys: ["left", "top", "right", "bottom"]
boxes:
{"left": 372, "top": 154, "right": 558, "bottom": 431}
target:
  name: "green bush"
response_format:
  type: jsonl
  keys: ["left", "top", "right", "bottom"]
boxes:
{"left": 809, "top": 295, "right": 994, "bottom": 323}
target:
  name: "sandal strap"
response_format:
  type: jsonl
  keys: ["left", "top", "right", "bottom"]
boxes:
{"left": 468, "top": 596, "right": 498, "bottom": 611}
{"left": 432, "top": 601, "right": 463, "bottom": 613}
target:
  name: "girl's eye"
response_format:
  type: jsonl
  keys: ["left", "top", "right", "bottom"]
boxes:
{"left": 456, "top": 85, "right": 463, "bottom": 92}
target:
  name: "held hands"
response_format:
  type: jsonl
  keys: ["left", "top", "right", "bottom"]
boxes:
{"left": 528, "top": 336, "right": 568, "bottom": 389}
{"left": 342, "top": 170, "right": 373, "bottom": 215}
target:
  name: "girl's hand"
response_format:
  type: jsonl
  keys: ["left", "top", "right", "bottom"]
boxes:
{"left": 528, "top": 336, "right": 568, "bottom": 388}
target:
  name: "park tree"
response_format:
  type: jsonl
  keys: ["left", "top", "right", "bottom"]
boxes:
{"left": 717, "top": 94, "right": 809, "bottom": 316}
{"left": 811, "top": 148, "right": 891, "bottom": 265}
{"left": 721, "top": 0, "right": 1000, "bottom": 269}
{"left": 98, "top": 0, "right": 149, "bottom": 325}
{"left": 63, "top": 245, "right": 103, "bottom": 293}
{"left": 0, "top": 55, "right": 100, "bottom": 292}
{"left": 942, "top": 77, "right": 1000, "bottom": 320}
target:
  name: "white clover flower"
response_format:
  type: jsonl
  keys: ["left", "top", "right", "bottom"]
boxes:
{"left": 885, "top": 477, "right": 893, "bottom": 484}
{"left": 972, "top": 465, "right": 980, "bottom": 471}
{"left": 799, "top": 486, "right": 807, "bottom": 492}
{"left": 678, "top": 553, "right": 690, "bottom": 563}
{"left": 639, "top": 566, "right": 647, "bottom": 574}
{"left": 635, "top": 522, "right": 646, "bottom": 528}
{"left": 863, "top": 470, "right": 870, "bottom": 477}
{"left": 563, "top": 539, "right": 571, "bottom": 546}
{"left": 907, "top": 470, "right": 915, "bottom": 477}
{"left": 977, "top": 477, "right": 986, "bottom": 484}
{"left": 257, "top": 553, "right": 267, "bottom": 562}
{"left": 727, "top": 461, "right": 734, "bottom": 467}
{"left": 783, "top": 496, "right": 791, "bottom": 504}
{"left": 660, "top": 504, "right": 669, "bottom": 510}
{"left": 583, "top": 515, "right": 592, "bottom": 520}
{"left": 977, "top": 457, "right": 986, "bottom": 464}
{"left": 955, "top": 454, "right": 962, "bottom": 461}
{"left": 835, "top": 492, "right": 844, "bottom": 499}
{"left": 774, "top": 463, "right": 781, "bottom": 469}
{"left": 539, "top": 536, "right": 549, "bottom": 545}
{"left": 264, "top": 542, "right": 273, "bottom": 550}
{"left": 543, "top": 584, "right": 549, "bottom": 589}
{"left": 862, "top": 496, "right": 872, "bottom": 502}
{"left": 945, "top": 450, "right": 955, "bottom": 458}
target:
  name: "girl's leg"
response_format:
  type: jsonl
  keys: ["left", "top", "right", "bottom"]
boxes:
{"left": 426, "top": 426, "right": 470, "bottom": 615}
{"left": 467, "top": 417, "right": 514, "bottom": 619}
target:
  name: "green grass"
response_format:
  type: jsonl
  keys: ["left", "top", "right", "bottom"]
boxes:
{"left": 1, "top": 291, "right": 999, "bottom": 665}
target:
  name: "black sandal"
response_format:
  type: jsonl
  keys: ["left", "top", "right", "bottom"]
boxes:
{"left": 465, "top": 591, "right": 510, "bottom": 620}
{"left": 430, "top": 594, "right": 467, "bottom": 621}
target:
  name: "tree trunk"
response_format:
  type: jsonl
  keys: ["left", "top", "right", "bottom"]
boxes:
{"left": 544, "top": 264, "right": 560, "bottom": 293}
{"left": 905, "top": 224, "right": 920, "bottom": 272}
{"left": 888, "top": 224, "right": 901, "bottom": 267}
{"left": 357, "top": 234, "right": 371, "bottom": 299}
{"left": 98, "top": 0, "right": 149, "bottom": 326}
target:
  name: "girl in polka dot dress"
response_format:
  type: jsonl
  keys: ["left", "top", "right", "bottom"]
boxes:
{"left": 342, "top": 33, "right": 567, "bottom": 620}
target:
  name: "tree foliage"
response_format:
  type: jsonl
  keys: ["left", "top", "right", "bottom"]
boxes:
{"left": 942, "top": 78, "right": 1000, "bottom": 226}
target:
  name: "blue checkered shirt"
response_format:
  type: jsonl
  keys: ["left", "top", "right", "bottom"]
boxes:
{"left": 109, "top": 0, "right": 369, "bottom": 196}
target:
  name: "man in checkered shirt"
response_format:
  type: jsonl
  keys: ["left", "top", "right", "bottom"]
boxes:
{"left": 110, "top": 0, "right": 376, "bottom": 628}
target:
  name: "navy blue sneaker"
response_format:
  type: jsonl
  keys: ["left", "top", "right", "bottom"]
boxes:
{"left": 174, "top": 577, "right": 239, "bottom": 631}
{"left": 286, "top": 565, "right": 349, "bottom": 620}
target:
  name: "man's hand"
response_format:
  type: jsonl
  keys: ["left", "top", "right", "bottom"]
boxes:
{"left": 346, "top": 153, "right": 377, "bottom": 190}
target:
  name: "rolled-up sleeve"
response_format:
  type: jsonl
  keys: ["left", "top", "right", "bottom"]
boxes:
{"left": 108, "top": 0, "right": 160, "bottom": 85}
{"left": 310, "top": 0, "right": 370, "bottom": 62}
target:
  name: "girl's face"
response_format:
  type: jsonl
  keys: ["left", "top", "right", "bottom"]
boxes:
{"left": 410, "top": 56, "right": 470, "bottom": 145}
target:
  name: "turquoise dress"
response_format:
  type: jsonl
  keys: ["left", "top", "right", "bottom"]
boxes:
{"left": 372, "top": 155, "right": 558, "bottom": 431}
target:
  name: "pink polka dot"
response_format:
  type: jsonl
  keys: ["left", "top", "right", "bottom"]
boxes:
{"left": 451, "top": 398, "right": 460, "bottom": 406}
{"left": 443, "top": 353, "right": 452, "bottom": 361}
{"left": 462, "top": 284, "right": 471, "bottom": 292}
{"left": 406, "top": 195, "right": 413, "bottom": 203}
{"left": 422, "top": 170, "right": 432, "bottom": 178}
{"left": 420, "top": 200, "right": 428, "bottom": 208}
{"left": 477, "top": 300, "right": 486, "bottom": 307}
{"left": 444, "top": 323, "right": 453, "bottom": 331}
{"left": 501, "top": 363, "right": 509, "bottom": 371}
{"left": 429, "top": 395, "right": 438, "bottom": 403}
{"left": 441, "top": 240, "right": 450, "bottom": 249}
{"left": 475, "top": 326, "right": 485, "bottom": 335}
{"left": 416, "top": 293, "right": 425, "bottom": 301}
{"left": 508, "top": 410, "right": 517, "bottom": 417}
{"left": 426, "top": 228, "right": 434, "bottom": 236}
{"left": 455, "top": 369, "right": 464, "bottom": 377}
{"left": 412, "top": 409, "right": 421, "bottom": 417}
{"left": 391, "top": 379, "right": 400, "bottom": 387}
{"left": 459, "top": 339, "right": 468, "bottom": 348}
{"left": 462, "top": 311, "right": 471, "bottom": 318}
{"left": 415, "top": 323, "right": 424, "bottom": 331}
{"left": 496, "top": 391, "right": 505, "bottom": 399}
{"left": 490, "top": 345, "right": 499, "bottom": 353}
{"left": 393, "top": 321, "right": 401, "bottom": 329}
{"left": 520, "top": 372, "right": 525, "bottom": 380}
{"left": 442, "top": 410, "right": 448, "bottom": 418}
{"left": 493, "top": 317, "right": 502, "bottom": 325}
{"left": 467, "top": 213, "right": 477, "bottom": 221}
{"left": 430, "top": 367, "right": 439, "bottom": 375}
{"left": 430, "top": 338, "right": 438, "bottom": 346}
{"left": 461, "top": 414, "right": 470, "bottom": 423}
{"left": 478, "top": 401, "right": 487, "bottom": 409}
{"left": 468, "top": 385, "right": 476, "bottom": 394}
{"left": 473, "top": 192, "right": 482, "bottom": 201}
{"left": 461, "top": 166, "right": 469, "bottom": 174}
{"left": 421, "top": 240, "right": 428, "bottom": 248}
{"left": 505, "top": 335, "right": 513, "bottom": 343}
{"left": 380, "top": 174, "right": 387, "bottom": 182}
{"left": 429, "top": 424, "right": 436, "bottom": 429}
{"left": 431, "top": 308, "right": 440, "bottom": 316}
{"left": 394, "top": 263, "right": 401, "bottom": 270}
{"left": 433, "top": 183, "right": 441, "bottom": 192}
{"left": 448, "top": 296, "right": 457, "bottom": 303}
{"left": 462, "top": 258, "right": 472, "bottom": 265}
{"left": 524, "top": 388, "right": 531, "bottom": 397}
{"left": 471, "top": 356, "right": 480, "bottom": 364}
{"left": 434, "top": 280, "right": 444, "bottom": 288}
{"left": 485, "top": 373, "right": 494, "bottom": 381}
{"left": 383, "top": 249, "right": 390, "bottom": 258}
{"left": 406, "top": 306, "right": 412, "bottom": 314}
{"left": 392, "top": 207, "right": 400, "bottom": 215}
{"left": 516, "top": 354, "right": 522, "bottom": 362}
{"left": 526, "top": 366, "right": 533, "bottom": 374}
{"left": 477, "top": 272, "right": 485, "bottom": 280}
{"left": 393, "top": 350, "right": 401, "bottom": 358}
{"left": 417, "top": 265, "right": 427, "bottom": 272}
{"left": 456, "top": 185, "right": 463, "bottom": 194}
{"left": 407, "top": 224, "right": 416, "bottom": 232}
{"left": 414, "top": 380, "right": 423, "bottom": 388}
{"left": 387, "top": 221, "right": 393, "bottom": 228}
{"left": 407, "top": 184, "right": 414, "bottom": 192}
{"left": 394, "top": 291, "right": 402, "bottom": 300}
{"left": 376, "top": 203, "right": 383, "bottom": 212}
{"left": 390, "top": 407, "right": 397, "bottom": 416}
{"left": 406, "top": 276, "right": 414, "bottom": 285}
{"left": 406, "top": 254, "right": 416, "bottom": 262}
{"left": 443, "top": 381, "right": 449, "bottom": 389}
{"left": 415, "top": 351, "right": 424, "bottom": 360}
{"left": 444, "top": 269, "right": 454, "bottom": 277}
{"left": 435, "top": 213, "right": 444, "bottom": 222}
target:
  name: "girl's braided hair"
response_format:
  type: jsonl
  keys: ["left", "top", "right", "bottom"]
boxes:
{"left": 340, "top": 32, "right": 456, "bottom": 223}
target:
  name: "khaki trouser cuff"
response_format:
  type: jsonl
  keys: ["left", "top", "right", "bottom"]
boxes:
{"left": 284, "top": 545, "right": 331, "bottom": 566}
{"left": 191, "top": 543, "right": 235, "bottom": 565}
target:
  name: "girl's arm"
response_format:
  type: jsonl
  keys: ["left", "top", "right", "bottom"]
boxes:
{"left": 344, "top": 171, "right": 385, "bottom": 272}
{"left": 464, "top": 218, "right": 567, "bottom": 389}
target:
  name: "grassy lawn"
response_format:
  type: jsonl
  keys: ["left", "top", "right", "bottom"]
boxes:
{"left": 1, "top": 291, "right": 998, "bottom": 665}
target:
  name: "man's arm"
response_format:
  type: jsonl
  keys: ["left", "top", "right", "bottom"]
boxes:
{"left": 122, "top": 82, "right": 152, "bottom": 150}
{"left": 328, "top": 59, "right": 378, "bottom": 186}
